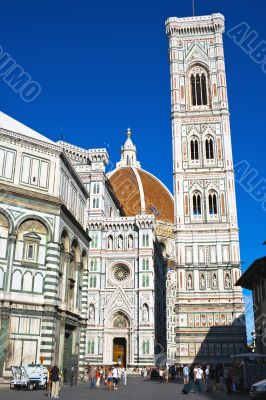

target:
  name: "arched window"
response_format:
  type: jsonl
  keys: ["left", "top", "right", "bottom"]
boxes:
{"left": 208, "top": 192, "right": 218, "bottom": 215}
{"left": 205, "top": 138, "right": 214, "bottom": 159}
{"left": 33, "top": 273, "right": 43, "bottom": 293}
{"left": 22, "top": 271, "right": 33, "bottom": 292}
{"left": 190, "top": 138, "right": 199, "bottom": 160}
{"left": 190, "top": 67, "right": 208, "bottom": 106}
{"left": 11, "top": 270, "right": 22, "bottom": 291}
{"left": 192, "top": 193, "right": 201, "bottom": 216}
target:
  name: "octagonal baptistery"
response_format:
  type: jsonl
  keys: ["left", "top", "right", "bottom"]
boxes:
{"left": 108, "top": 166, "right": 174, "bottom": 225}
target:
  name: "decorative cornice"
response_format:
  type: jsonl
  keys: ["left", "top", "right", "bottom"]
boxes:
{"left": 166, "top": 13, "right": 225, "bottom": 37}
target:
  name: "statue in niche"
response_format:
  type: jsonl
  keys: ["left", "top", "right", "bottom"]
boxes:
{"left": 118, "top": 236, "right": 123, "bottom": 249}
{"left": 88, "top": 304, "right": 95, "bottom": 321}
{"left": 201, "top": 314, "right": 207, "bottom": 327}
{"left": 142, "top": 305, "right": 149, "bottom": 322}
{"left": 225, "top": 273, "right": 231, "bottom": 288}
{"left": 221, "top": 314, "right": 226, "bottom": 326}
{"left": 200, "top": 274, "right": 205, "bottom": 288}
{"left": 212, "top": 273, "right": 217, "bottom": 288}
{"left": 187, "top": 274, "right": 192, "bottom": 289}
{"left": 108, "top": 236, "right": 113, "bottom": 249}
{"left": 128, "top": 235, "right": 133, "bottom": 249}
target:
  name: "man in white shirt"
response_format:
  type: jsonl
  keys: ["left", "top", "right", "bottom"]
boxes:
{"left": 194, "top": 365, "right": 204, "bottom": 394}
{"left": 112, "top": 366, "right": 119, "bottom": 390}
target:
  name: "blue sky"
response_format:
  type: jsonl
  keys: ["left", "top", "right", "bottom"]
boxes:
{"left": 0, "top": 0, "right": 265, "bottom": 339}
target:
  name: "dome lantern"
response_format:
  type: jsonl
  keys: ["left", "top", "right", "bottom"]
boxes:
{"left": 116, "top": 128, "right": 141, "bottom": 168}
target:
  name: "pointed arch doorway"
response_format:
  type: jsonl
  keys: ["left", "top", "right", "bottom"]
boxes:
{"left": 113, "top": 337, "right": 127, "bottom": 366}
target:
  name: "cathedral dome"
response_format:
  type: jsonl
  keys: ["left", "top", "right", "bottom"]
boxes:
{"left": 108, "top": 129, "right": 174, "bottom": 224}
{"left": 108, "top": 166, "right": 174, "bottom": 224}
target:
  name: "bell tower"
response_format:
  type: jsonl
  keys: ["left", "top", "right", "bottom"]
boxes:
{"left": 165, "top": 14, "right": 246, "bottom": 363}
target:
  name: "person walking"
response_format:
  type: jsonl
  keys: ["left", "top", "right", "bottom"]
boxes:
{"left": 50, "top": 364, "right": 60, "bottom": 399}
{"left": 107, "top": 368, "right": 113, "bottom": 390}
{"left": 165, "top": 367, "right": 169, "bottom": 384}
{"left": 47, "top": 367, "right": 52, "bottom": 398}
{"left": 112, "top": 366, "right": 119, "bottom": 390}
{"left": 194, "top": 365, "right": 204, "bottom": 394}
{"left": 183, "top": 365, "right": 190, "bottom": 384}
{"left": 122, "top": 367, "right": 127, "bottom": 386}
{"left": 96, "top": 368, "right": 101, "bottom": 388}
{"left": 89, "top": 366, "right": 96, "bottom": 389}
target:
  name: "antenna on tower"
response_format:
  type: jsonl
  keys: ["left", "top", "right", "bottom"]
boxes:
{"left": 192, "top": 0, "right": 195, "bottom": 16}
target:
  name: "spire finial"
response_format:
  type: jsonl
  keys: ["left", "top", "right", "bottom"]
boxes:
{"left": 192, "top": 0, "right": 195, "bottom": 16}
{"left": 127, "top": 127, "right": 131, "bottom": 138}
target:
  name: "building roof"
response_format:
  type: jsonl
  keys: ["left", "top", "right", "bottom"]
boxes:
{"left": 0, "top": 111, "right": 55, "bottom": 145}
{"left": 235, "top": 256, "right": 266, "bottom": 290}
{"left": 108, "top": 166, "right": 174, "bottom": 224}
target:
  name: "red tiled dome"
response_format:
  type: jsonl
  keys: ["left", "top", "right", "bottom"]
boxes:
{"left": 108, "top": 167, "right": 174, "bottom": 224}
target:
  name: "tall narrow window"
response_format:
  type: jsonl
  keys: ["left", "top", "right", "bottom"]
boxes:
{"left": 142, "top": 275, "right": 149, "bottom": 287}
{"left": 201, "top": 74, "right": 207, "bottom": 105}
{"left": 142, "top": 233, "right": 149, "bottom": 247}
{"left": 208, "top": 193, "right": 218, "bottom": 215}
{"left": 190, "top": 138, "right": 199, "bottom": 160}
{"left": 142, "top": 259, "right": 149, "bottom": 271}
{"left": 192, "top": 193, "right": 201, "bottom": 216}
{"left": 190, "top": 67, "right": 208, "bottom": 106}
{"left": 196, "top": 74, "right": 201, "bottom": 105}
{"left": 191, "top": 75, "right": 196, "bottom": 105}
{"left": 205, "top": 138, "right": 214, "bottom": 159}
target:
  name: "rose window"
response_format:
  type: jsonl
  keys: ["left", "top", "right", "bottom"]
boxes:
{"left": 113, "top": 265, "right": 129, "bottom": 282}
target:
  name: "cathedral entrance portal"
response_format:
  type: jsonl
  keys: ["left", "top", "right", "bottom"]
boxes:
{"left": 113, "top": 338, "right": 126, "bottom": 366}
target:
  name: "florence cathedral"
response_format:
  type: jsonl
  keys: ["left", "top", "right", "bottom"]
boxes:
{"left": 0, "top": 12, "right": 246, "bottom": 380}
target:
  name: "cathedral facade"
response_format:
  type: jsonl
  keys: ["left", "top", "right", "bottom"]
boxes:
{"left": 0, "top": 12, "right": 245, "bottom": 380}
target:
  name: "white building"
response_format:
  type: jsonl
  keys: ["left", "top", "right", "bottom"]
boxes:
{"left": 0, "top": 11, "right": 246, "bottom": 381}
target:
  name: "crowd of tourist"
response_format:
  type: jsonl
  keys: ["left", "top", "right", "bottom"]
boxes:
{"left": 83, "top": 365, "right": 127, "bottom": 390}
{"left": 138, "top": 363, "right": 242, "bottom": 394}
{"left": 46, "top": 362, "right": 242, "bottom": 397}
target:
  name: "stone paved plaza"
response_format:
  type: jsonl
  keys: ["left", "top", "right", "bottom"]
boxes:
{"left": 1, "top": 376, "right": 249, "bottom": 400}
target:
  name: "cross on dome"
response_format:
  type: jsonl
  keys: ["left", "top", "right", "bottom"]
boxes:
{"left": 116, "top": 128, "right": 141, "bottom": 168}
